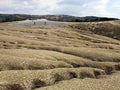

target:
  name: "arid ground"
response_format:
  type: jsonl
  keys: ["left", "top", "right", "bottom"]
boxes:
{"left": 0, "top": 20, "right": 120, "bottom": 90}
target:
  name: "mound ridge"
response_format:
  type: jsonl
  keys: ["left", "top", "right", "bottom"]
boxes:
{"left": 0, "top": 20, "right": 120, "bottom": 90}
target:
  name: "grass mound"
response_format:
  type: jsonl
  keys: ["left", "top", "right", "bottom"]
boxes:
{"left": 0, "top": 49, "right": 120, "bottom": 74}
{"left": 67, "top": 20, "right": 120, "bottom": 40}
{"left": 35, "top": 71, "right": 120, "bottom": 90}
{"left": 0, "top": 20, "right": 120, "bottom": 90}
{"left": 0, "top": 68, "right": 105, "bottom": 90}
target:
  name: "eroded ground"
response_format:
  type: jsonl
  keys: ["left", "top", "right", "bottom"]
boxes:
{"left": 0, "top": 20, "right": 120, "bottom": 90}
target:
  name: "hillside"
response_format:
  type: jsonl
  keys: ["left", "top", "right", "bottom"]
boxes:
{"left": 0, "top": 14, "right": 119, "bottom": 22}
{"left": 0, "top": 20, "right": 120, "bottom": 90}
{"left": 66, "top": 20, "right": 120, "bottom": 40}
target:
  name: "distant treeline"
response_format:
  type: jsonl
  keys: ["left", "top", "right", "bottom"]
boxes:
{"left": 0, "top": 14, "right": 33, "bottom": 22}
{"left": 0, "top": 14, "right": 119, "bottom": 22}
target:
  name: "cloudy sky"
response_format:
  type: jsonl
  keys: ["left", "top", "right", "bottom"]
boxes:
{"left": 0, "top": 0, "right": 119, "bottom": 18}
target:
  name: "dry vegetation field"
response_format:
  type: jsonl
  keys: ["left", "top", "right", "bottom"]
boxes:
{"left": 0, "top": 20, "right": 120, "bottom": 90}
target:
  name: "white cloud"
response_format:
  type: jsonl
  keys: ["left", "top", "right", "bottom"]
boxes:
{"left": 0, "top": 0, "right": 62, "bottom": 14}
{"left": 0, "top": 0, "right": 119, "bottom": 18}
{"left": 56, "top": 0, "right": 110, "bottom": 17}
{"left": 0, "top": 0, "right": 13, "bottom": 8}
{"left": 30, "top": 0, "right": 63, "bottom": 14}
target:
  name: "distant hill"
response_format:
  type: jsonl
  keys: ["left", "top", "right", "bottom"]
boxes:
{"left": 0, "top": 14, "right": 119, "bottom": 22}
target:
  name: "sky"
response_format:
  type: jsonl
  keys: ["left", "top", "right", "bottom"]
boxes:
{"left": 0, "top": 0, "right": 119, "bottom": 18}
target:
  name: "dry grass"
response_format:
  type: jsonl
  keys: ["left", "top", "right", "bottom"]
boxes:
{"left": 0, "top": 20, "right": 120, "bottom": 90}
{"left": 66, "top": 20, "right": 120, "bottom": 40}
{"left": 35, "top": 71, "right": 120, "bottom": 90}
{"left": 0, "top": 68, "right": 105, "bottom": 90}
{"left": 0, "top": 49, "right": 120, "bottom": 74}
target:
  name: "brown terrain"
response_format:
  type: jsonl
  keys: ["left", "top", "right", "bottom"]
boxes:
{"left": 0, "top": 20, "right": 120, "bottom": 90}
